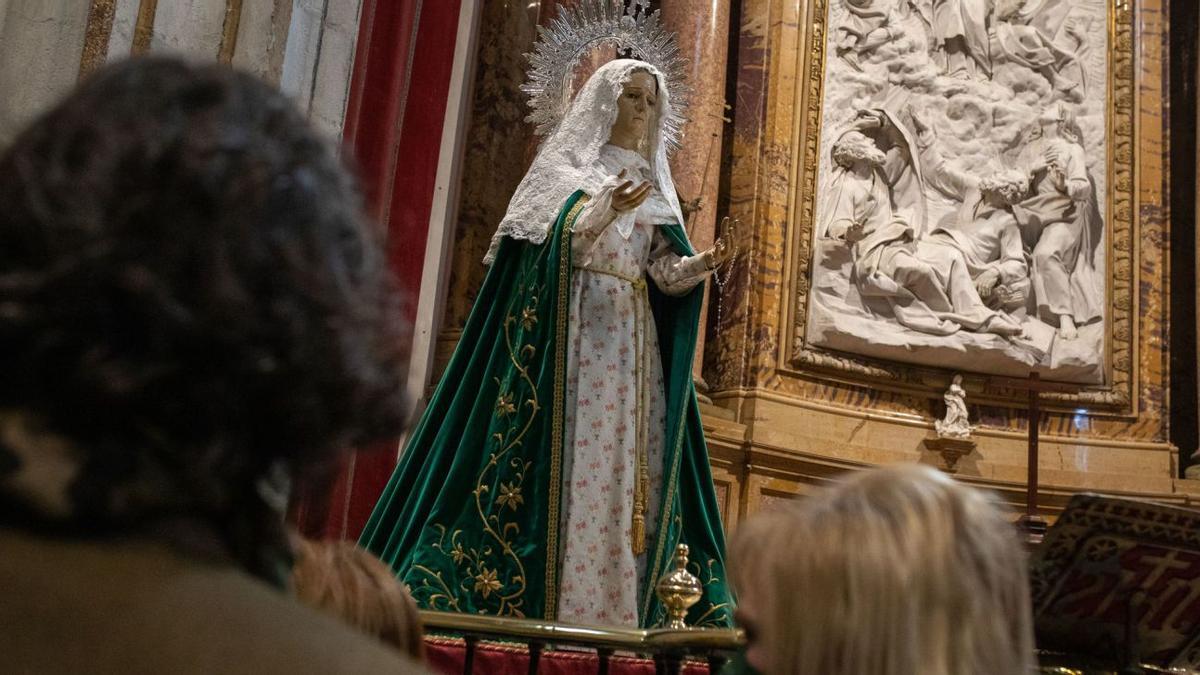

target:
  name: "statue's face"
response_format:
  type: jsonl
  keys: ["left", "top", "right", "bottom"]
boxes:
{"left": 612, "top": 71, "right": 657, "bottom": 147}
{"left": 1037, "top": 105, "right": 1063, "bottom": 135}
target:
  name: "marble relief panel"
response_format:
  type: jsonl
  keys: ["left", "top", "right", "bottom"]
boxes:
{"left": 708, "top": 0, "right": 1162, "bottom": 445}
{"left": 801, "top": 0, "right": 1113, "bottom": 385}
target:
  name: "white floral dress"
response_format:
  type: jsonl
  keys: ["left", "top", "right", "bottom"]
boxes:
{"left": 556, "top": 144, "right": 710, "bottom": 625}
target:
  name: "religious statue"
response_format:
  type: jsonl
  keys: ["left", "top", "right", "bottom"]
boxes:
{"left": 916, "top": 0, "right": 993, "bottom": 79}
{"left": 1014, "top": 102, "right": 1103, "bottom": 340}
{"left": 935, "top": 375, "right": 973, "bottom": 439}
{"left": 359, "top": 2, "right": 735, "bottom": 630}
{"left": 835, "top": 0, "right": 905, "bottom": 71}
{"left": 992, "top": 0, "right": 1090, "bottom": 101}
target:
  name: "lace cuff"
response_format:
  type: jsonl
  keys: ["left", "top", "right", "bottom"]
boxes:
{"left": 647, "top": 228, "right": 712, "bottom": 296}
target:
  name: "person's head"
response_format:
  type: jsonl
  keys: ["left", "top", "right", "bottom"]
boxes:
{"left": 730, "top": 464, "right": 1034, "bottom": 675}
{"left": 979, "top": 169, "right": 1030, "bottom": 207}
{"left": 832, "top": 131, "right": 886, "bottom": 170}
{"left": 1036, "top": 102, "right": 1081, "bottom": 143}
{"left": 994, "top": 0, "right": 1025, "bottom": 21}
{"left": 609, "top": 68, "right": 660, "bottom": 153}
{"left": 0, "top": 57, "right": 407, "bottom": 583}
{"left": 292, "top": 538, "right": 425, "bottom": 660}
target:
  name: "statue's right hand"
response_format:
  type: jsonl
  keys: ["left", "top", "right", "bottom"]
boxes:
{"left": 613, "top": 179, "right": 652, "bottom": 212}
{"left": 844, "top": 221, "right": 867, "bottom": 245}
{"left": 851, "top": 110, "right": 883, "bottom": 131}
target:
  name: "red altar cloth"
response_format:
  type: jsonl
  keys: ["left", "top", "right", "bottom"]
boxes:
{"left": 425, "top": 637, "right": 711, "bottom": 675}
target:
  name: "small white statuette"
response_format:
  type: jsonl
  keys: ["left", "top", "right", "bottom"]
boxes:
{"left": 935, "top": 374, "right": 973, "bottom": 440}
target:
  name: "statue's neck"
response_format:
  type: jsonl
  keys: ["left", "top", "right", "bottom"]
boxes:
{"left": 607, "top": 132, "right": 641, "bottom": 154}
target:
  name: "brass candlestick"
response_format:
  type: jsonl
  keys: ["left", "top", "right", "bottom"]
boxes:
{"left": 655, "top": 543, "right": 703, "bottom": 629}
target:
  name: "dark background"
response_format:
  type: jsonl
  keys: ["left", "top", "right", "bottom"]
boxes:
{"left": 1169, "top": 0, "right": 1198, "bottom": 476}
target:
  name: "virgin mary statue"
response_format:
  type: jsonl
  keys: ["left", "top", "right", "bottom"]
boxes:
{"left": 360, "top": 59, "right": 735, "bottom": 628}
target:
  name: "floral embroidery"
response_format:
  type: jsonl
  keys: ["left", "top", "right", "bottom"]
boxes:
{"left": 474, "top": 567, "right": 502, "bottom": 597}
{"left": 495, "top": 392, "right": 516, "bottom": 418}
{"left": 521, "top": 307, "right": 538, "bottom": 330}
{"left": 410, "top": 276, "right": 549, "bottom": 618}
{"left": 450, "top": 540, "right": 467, "bottom": 564}
{"left": 497, "top": 482, "right": 524, "bottom": 510}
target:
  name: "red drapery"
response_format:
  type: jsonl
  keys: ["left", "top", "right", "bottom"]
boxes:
{"left": 425, "top": 637, "right": 713, "bottom": 675}
{"left": 293, "top": 0, "right": 465, "bottom": 540}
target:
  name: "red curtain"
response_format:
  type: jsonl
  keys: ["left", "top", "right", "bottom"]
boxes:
{"left": 293, "top": 0, "right": 465, "bottom": 540}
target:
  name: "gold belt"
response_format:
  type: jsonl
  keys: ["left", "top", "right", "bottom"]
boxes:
{"left": 575, "top": 265, "right": 646, "bottom": 289}
{"left": 573, "top": 265, "right": 651, "bottom": 556}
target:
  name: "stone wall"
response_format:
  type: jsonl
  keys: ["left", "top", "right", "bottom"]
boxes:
{"left": 0, "top": 0, "right": 362, "bottom": 147}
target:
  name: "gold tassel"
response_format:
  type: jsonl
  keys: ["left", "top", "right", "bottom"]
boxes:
{"left": 630, "top": 276, "right": 650, "bottom": 558}
{"left": 631, "top": 437, "right": 649, "bottom": 556}
{"left": 631, "top": 512, "right": 646, "bottom": 556}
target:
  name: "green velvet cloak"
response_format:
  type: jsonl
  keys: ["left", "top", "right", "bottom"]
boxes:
{"left": 360, "top": 191, "right": 733, "bottom": 628}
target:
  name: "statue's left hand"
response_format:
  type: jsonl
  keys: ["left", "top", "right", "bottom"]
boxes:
{"left": 974, "top": 269, "right": 1000, "bottom": 299}
{"left": 907, "top": 106, "right": 930, "bottom": 136}
{"left": 707, "top": 216, "right": 740, "bottom": 269}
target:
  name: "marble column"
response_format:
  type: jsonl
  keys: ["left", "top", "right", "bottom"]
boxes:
{"left": 434, "top": 0, "right": 548, "bottom": 382}
{"left": 0, "top": 1, "right": 90, "bottom": 146}
{"left": 661, "top": 1, "right": 732, "bottom": 389}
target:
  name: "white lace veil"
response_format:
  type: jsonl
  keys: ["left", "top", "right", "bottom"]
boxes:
{"left": 483, "top": 59, "right": 686, "bottom": 264}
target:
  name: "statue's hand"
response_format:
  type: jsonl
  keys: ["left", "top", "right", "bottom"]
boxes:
{"left": 851, "top": 110, "right": 884, "bottom": 131}
{"left": 612, "top": 177, "right": 652, "bottom": 212}
{"left": 844, "top": 220, "right": 867, "bottom": 245}
{"left": 974, "top": 269, "right": 1000, "bottom": 299}
{"left": 907, "top": 105, "right": 929, "bottom": 136}
{"left": 681, "top": 196, "right": 704, "bottom": 219}
{"left": 707, "top": 216, "right": 740, "bottom": 269}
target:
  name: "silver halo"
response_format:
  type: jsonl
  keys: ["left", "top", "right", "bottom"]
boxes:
{"left": 521, "top": 0, "right": 691, "bottom": 154}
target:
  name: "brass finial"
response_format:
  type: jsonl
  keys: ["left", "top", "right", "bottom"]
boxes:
{"left": 655, "top": 543, "right": 703, "bottom": 629}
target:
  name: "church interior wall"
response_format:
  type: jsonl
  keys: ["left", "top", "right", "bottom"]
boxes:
{"left": 430, "top": 0, "right": 1200, "bottom": 531}
{"left": 704, "top": 0, "right": 1192, "bottom": 525}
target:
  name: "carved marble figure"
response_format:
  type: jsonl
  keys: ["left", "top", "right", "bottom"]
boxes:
{"left": 935, "top": 374, "right": 973, "bottom": 438}
{"left": 831, "top": 109, "right": 929, "bottom": 233}
{"left": 919, "top": 0, "right": 993, "bottom": 79}
{"left": 911, "top": 109, "right": 1031, "bottom": 312}
{"left": 992, "top": 0, "right": 1089, "bottom": 101}
{"left": 1013, "top": 103, "right": 1103, "bottom": 340}
{"left": 836, "top": 0, "right": 905, "bottom": 71}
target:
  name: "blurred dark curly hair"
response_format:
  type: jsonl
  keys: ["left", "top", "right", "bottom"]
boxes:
{"left": 0, "top": 58, "right": 408, "bottom": 532}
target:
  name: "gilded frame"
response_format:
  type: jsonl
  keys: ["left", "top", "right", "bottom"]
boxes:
{"left": 780, "top": 0, "right": 1138, "bottom": 414}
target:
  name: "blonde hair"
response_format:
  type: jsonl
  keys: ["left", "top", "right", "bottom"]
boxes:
{"left": 291, "top": 538, "right": 425, "bottom": 660}
{"left": 730, "top": 464, "right": 1034, "bottom": 675}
